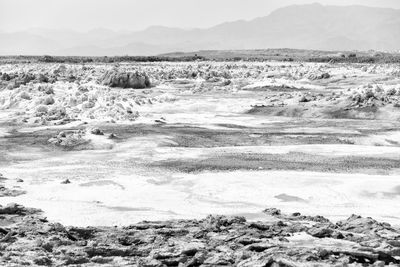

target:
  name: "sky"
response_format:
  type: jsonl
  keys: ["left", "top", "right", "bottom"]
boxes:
{"left": 1, "top": 0, "right": 400, "bottom": 32}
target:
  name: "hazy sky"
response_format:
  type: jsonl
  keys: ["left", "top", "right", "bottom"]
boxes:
{"left": 1, "top": 0, "right": 400, "bottom": 32}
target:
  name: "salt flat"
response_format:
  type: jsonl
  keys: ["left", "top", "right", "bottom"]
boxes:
{"left": 1, "top": 61, "right": 400, "bottom": 227}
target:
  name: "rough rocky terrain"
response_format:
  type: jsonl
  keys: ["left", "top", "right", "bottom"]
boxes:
{"left": 1, "top": 61, "right": 400, "bottom": 125}
{"left": 0, "top": 203, "right": 399, "bottom": 266}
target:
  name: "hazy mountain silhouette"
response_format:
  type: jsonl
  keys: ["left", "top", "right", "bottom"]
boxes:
{"left": 1, "top": 3, "right": 399, "bottom": 55}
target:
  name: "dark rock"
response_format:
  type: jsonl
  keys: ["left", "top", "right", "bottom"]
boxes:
{"left": 63, "top": 256, "right": 90, "bottom": 265}
{"left": 263, "top": 208, "right": 281, "bottom": 216}
{"left": 90, "top": 256, "right": 113, "bottom": 264}
{"left": 307, "top": 226, "right": 334, "bottom": 238}
{"left": 336, "top": 214, "right": 393, "bottom": 234}
{"left": 85, "top": 246, "right": 139, "bottom": 257}
{"left": 299, "top": 95, "right": 311, "bottom": 103}
{"left": 155, "top": 118, "right": 167, "bottom": 124}
{"left": 181, "top": 242, "right": 205, "bottom": 256}
{"left": 118, "top": 235, "right": 143, "bottom": 246}
{"left": 0, "top": 203, "right": 40, "bottom": 215}
{"left": 249, "top": 222, "right": 270, "bottom": 231}
{"left": 90, "top": 128, "right": 104, "bottom": 135}
{"left": 67, "top": 227, "right": 97, "bottom": 240}
{"left": 320, "top": 73, "right": 331, "bottom": 79}
{"left": 33, "top": 256, "right": 52, "bottom": 266}
{"left": 245, "top": 242, "right": 276, "bottom": 252}
{"left": 331, "top": 231, "right": 345, "bottom": 239}
{"left": 237, "top": 236, "right": 263, "bottom": 245}
{"left": 108, "top": 133, "right": 117, "bottom": 139}
{"left": 201, "top": 215, "right": 246, "bottom": 231}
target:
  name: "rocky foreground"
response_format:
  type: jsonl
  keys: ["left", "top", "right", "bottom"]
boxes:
{"left": 0, "top": 204, "right": 398, "bottom": 266}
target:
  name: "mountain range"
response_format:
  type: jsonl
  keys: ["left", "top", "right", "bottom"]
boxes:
{"left": 1, "top": 3, "right": 399, "bottom": 56}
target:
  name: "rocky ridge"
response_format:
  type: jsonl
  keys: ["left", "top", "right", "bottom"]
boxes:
{"left": 0, "top": 204, "right": 399, "bottom": 266}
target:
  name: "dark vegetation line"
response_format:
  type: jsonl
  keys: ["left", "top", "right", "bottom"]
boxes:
{"left": 1, "top": 48, "right": 400, "bottom": 64}
{"left": 0, "top": 55, "right": 207, "bottom": 64}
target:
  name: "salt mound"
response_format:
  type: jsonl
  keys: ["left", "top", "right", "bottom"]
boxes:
{"left": 100, "top": 70, "right": 151, "bottom": 89}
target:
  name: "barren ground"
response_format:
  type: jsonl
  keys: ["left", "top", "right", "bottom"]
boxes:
{"left": 0, "top": 60, "right": 400, "bottom": 265}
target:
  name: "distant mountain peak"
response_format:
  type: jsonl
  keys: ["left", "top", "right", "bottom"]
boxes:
{"left": 1, "top": 4, "right": 399, "bottom": 55}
